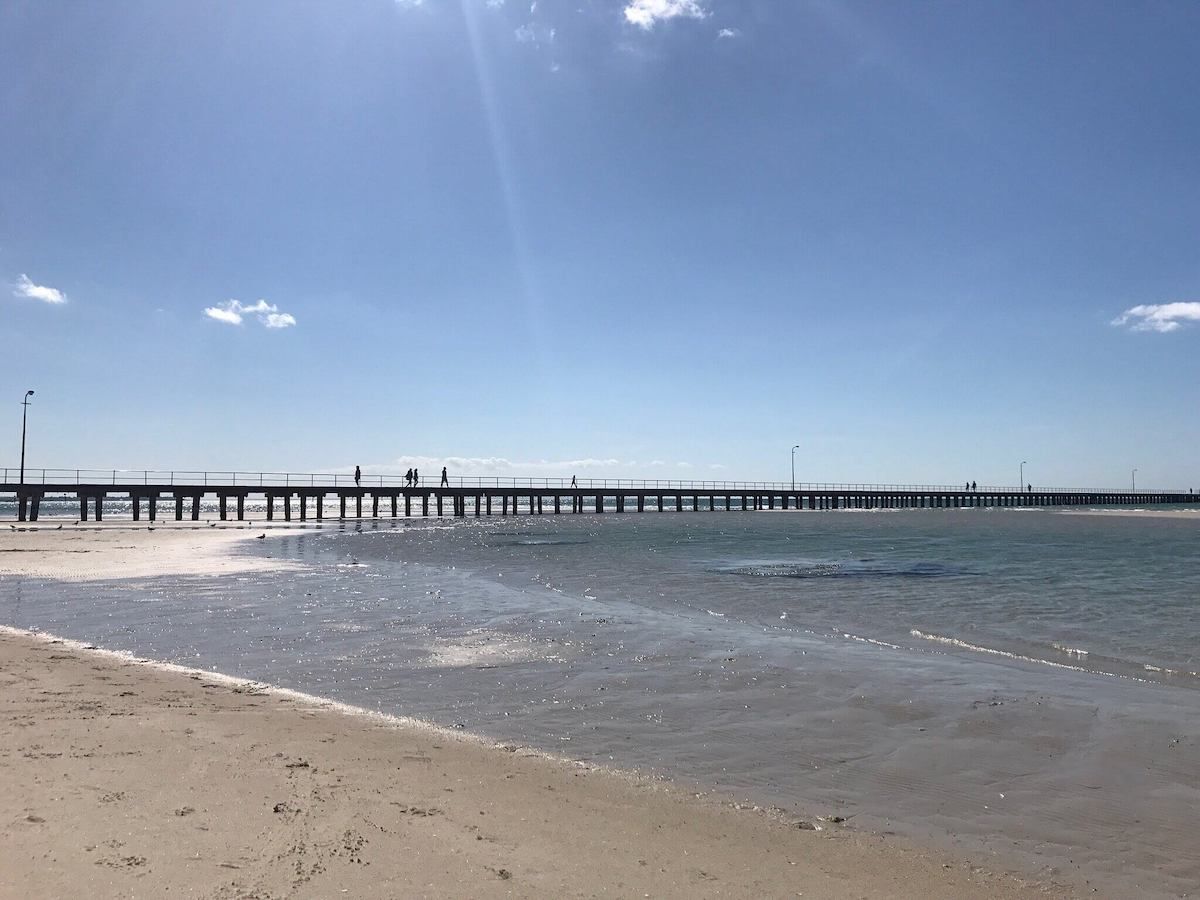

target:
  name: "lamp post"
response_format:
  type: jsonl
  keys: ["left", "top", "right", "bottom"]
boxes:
{"left": 1020, "top": 460, "right": 1027, "bottom": 491}
{"left": 1131, "top": 468, "right": 1137, "bottom": 492}
{"left": 19, "top": 390, "right": 34, "bottom": 486}
{"left": 791, "top": 444, "right": 800, "bottom": 491}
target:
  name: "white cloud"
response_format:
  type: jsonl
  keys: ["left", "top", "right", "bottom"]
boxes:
{"left": 486, "top": 0, "right": 505, "bottom": 6}
{"left": 717, "top": 27, "right": 738, "bottom": 38}
{"left": 203, "top": 298, "right": 297, "bottom": 329}
{"left": 1111, "top": 302, "right": 1200, "bottom": 333}
{"left": 624, "top": 0, "right": 709, "bottom": 29}
{"left": 515, "top": 22, "right": 555, "bottom": 44}
{"left": 13, "top": 274, "right": 67, "bottom": 305}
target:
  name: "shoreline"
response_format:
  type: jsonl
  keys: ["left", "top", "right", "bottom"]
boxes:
{"left": 0, "top": 624, "right": 1065, "bottom": 898}
{"left": 0, "top": 532, "right": 1080, "bottom": 897}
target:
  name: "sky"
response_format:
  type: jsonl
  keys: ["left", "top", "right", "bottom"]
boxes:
{"left": 2, "top": 0, "right": 1198, "bottom": 489}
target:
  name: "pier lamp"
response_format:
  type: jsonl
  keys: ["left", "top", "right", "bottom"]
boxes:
{"left": 1131, "top": 468, "right": 1137, "bottom": 492}
{"left": 791, "top": 444, "right": 800, "bottom": 491}
{"left": 1020, "top": 460, "right": 1027, "bottom": 491}
{"left": 19, "top": 390, "right": 34, "bottom": 485}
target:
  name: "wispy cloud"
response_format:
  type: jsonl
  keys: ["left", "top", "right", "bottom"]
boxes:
{"left": 624, "top": 0, "right": 709, "bottom": 30}
{"left": 13, "top": 274, "right": 67, "bottom": 305}
{"left": 1111, "top": 302, "right": 1200, "bottom": 333}
{"left": 515, "top": 22, "right": 555, "bottom": 45}
{"left": 717, "top": 27, "right": 739, "bottom": 39}
{"left": 203, "top": 299, "right": 297, "bottom": 329}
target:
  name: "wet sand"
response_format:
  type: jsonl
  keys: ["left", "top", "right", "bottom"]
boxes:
{"left": 1058, "top": 508, "right": 1200, "bottom": 520}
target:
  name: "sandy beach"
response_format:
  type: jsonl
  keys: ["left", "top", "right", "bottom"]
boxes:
{"left": 0, "top": 526, "right": 1072, "bottom": 898}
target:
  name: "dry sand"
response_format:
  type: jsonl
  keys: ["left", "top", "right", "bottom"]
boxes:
{"left": 0, "top": 526, "right": 1072, "bottom": 898}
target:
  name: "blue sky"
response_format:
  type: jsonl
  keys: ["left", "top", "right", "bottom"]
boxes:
{"left": 3, "top": 0, "right": 1198, "bottom": 488}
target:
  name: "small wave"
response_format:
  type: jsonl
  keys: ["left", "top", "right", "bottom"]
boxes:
{"left": 719, "top": 560, "right": 974, "bottom": 579}
{"left": 706, "top": 610, "right": 726, "bottom": 618}
{"left": 1051, "top": 642, "right": 1089, "bottom": 657}
{"left": 508, "top": 539, "right": 589, "bottom": 546}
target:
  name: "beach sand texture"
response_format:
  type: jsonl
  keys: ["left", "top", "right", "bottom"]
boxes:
{"left": 0, "top": 526, "right": 1070, "bottom": 898}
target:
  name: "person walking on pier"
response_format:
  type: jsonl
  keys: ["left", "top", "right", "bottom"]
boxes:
{"left": 571, "top": 475, "right": 577, "bottom": 488}
{"left": 441, "top": 466, "right": 449, "bottom": 487}
{"left": 354, "top": 465, "right": 361, "bottom": 488}
{"left": 405, "top": 468, "right": 413, "bottom": 487}
{"left": 413, "top": 468, "right": 419, "bottom": 486}
{"left": 971, "top": 480, "right": 977, "bottom": 492}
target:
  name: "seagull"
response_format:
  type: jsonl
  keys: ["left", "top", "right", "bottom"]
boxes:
{"left": 256, "top": 533, "right": 266, "bottom": 540}
{"left": 56, "top": 524, "right": 63, "bottom": 530}
{"left": 209, "top": 522, "right": 217, "bottom": 527}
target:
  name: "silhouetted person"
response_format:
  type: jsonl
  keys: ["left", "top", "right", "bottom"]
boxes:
{"left": 965, "top": 481, "right": 970, "bottom": 491}
{"left": 571, "top": 475, "right": 577, "bottom": 488}
{"left": 441, "top": 466, "right": 449, "bottom": 487}
{"left": 971, "top": 480, "right": 977, "bottom": 492}
{"left": 413, "top": 468, "right": 419, "bottom": 486}
{"left": 405, "top": 468, "right": 413, "bottom": 487}
{"left": 354, "top": 465, "right": 361, "bottom": 487}
{"left": 1027, "top": 483, "right": 1032, "bottom": 493}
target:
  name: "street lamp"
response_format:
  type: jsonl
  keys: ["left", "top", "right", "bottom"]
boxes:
{"left": 791, "top": 444, "right": 800, "bottom": 491}
{"left": 1131, "top": 468, "right": 1137, "bottom": 492}
{"left": 19, "top": 390, "right": 34, "bottom": 486}
{"left": 1020, "top": 460, "right": 1027, "bottom": 491}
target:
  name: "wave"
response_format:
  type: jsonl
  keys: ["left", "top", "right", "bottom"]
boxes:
{"left": 718, "top": 560, "right": 975, "bottom": 579}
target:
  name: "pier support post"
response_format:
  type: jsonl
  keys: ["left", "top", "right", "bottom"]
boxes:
{"left": 95, "top": 496, "right": 104, "bottom": 521}
{"left": 267, "top": 495, "right": 275, "bottom": 521}
{"left": 502, "top": 495, "right": 509, "bottom": 516}
{"left": 405, "top": 494, "right": 411, "bottom": 517}
{"left": 219, "top": 495, "right": 228, "bottom": 521}
{"left": 80, "top": 496, "right": 88, "bottom": 522}
{"left": 657, "top": 495, "right": 664, "bottom": 511}
{"left": 189, "top": 495, "right": 199, "bottom": 521}
{"left": 17, "top": 495, "right": 28, "bottom": 522}
{"left": 537, "top": 496, "right": 543, "bottom": 514}
{"left": 422, "top": 495, "right": 429, "bottom": 517}
{"left": 373, "top": 495, "right": 379, "bottom": 518}
{"left": 638, "top": 496, "right": 645, "bottom": 512}
{"left": 436, "top": 494, "right": 443, "bottom": 517}
{"left": 486, "top": 495, "right": 491, "bottom": 516}
{"left": 132, "top": 495, "right": 141, "bottom": 521}
{"left": 175, "top": 496, "right": 183, "bottom": 521}
{"left": 392, "top": 495, "right": 398, "bottom": 518}
{"left": 356, "top": 495, "right": 363, "bottom": 518}
{"left": 300, "top": 495, "right": 308, "bottom": 521}
{"left": 339, "top": 495, "right": 346, "bottom": 519}
{"left": 239, "top": 495, "right": 246, "bottom": 520}
{"left": 283, "top": 494, "right": 292, "bottom": 522}
{"left": 476, "top": 495, "right": 482, "bottom": 517}
{"left": 149, "top": 495, "right": 156, "bottom": 522}
{"left": 29, "top": 495, "right": 39, "bottom": 522}
{"left": 315, "top": 495, "right": 323, "bottom": 520}
{"left": 554, "top": 495, "right": 560, "bottom": 514}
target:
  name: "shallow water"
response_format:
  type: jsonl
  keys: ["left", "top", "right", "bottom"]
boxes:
{"left": 2, "top": 509, "right": 1198, "bottom": 897}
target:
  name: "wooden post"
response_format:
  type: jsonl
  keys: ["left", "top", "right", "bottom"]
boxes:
{"left": 486, "top": 495, "right": 491, "bottom": 515}
{"left": 300, "top": 495, "right": 308, "bottom": 521}
{"left": 239, "top": 495, "right": 247, "bottom": 520}
{"left": 29, "top": 495, "right": 40, "bottom": 522}
{"left": 219, "top": 495, "right": 228, "bottom": 521}
{"left": 340, "top": 495, "right": 346, "bottom": 519}
{"left": 191, "top": 495, "right": 201, "bottom": 521}
{"left": 175, "top": 496, "right": 183, "bottom": 521}
{"left": 267, "top": 495, "right": 275, "bottom": 521}
{"left": 405, "top": 494, "right": 411, "bottom": 517}
{"left": 132, "top": 495, "right": 141, "bottom": 521}
{"left": 392, "top": 495, "right": 398, "bottom": 517}
{"left": 149, "top": 495, "right": 156, "bottom": 522}
{"left": 502, "top": 495, "right": 509, "bottom": 516}
{"left": 372, "top": 494, "right": 379, "bottom": 518}
{"left": 356, "top": 494, "right": 363, "bottom": 518}
{"left": 95, "top": 495, "right": 104, "bottom": 521}
{"left": 422, "top": 494, "right": 429, "bottom": 516}
{"left": 476, "top": 495, "right": 482, "bottom": 517}
{"left": 554, "top": 495, "right": 560, "bottom": 514}
{"left": 17, "top": 495, "right": 28, "bottom": 522}
{"left": 283, "top": 494, "right": 292, "bottom": 522}
{"left": 436, "top": 494, "right": 443, "bottom": 517}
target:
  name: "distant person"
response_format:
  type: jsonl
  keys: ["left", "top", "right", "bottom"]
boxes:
{"left": 413, "top": 468, "right": 419, "bottom": 487}
{"left": 1027, "top": 483, "right": 1032, "bottom": 493}
{"left": 405, "top": 468, "right": 413, "bottom": 487}
{"left": 965, "top": 481, "right": 970, "bottom": 491}
{"left": 354, "top": 465, "right": 361, "bottom": 487}
{"left": 441, "top": 466, "right": 449, "bottom": 487}
{"left": 571, "top": 475, "right": 577, "bottom": 488}
{"left": 971, "top": 480, "right": 977, "bottom": 492}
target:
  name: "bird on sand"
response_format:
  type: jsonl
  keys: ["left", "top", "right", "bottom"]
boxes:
{"left": 56, "top": 524, "right": 63, "bottom": 530}
{"left": 256, "top": 533, "right": 266, "bottom": 540}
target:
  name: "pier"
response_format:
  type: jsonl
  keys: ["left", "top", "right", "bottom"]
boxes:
{"left": 3, "top": 469, "right": 1195, "bottom": 523}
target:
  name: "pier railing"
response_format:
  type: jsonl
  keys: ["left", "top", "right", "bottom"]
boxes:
{"left": 0, "top": 467, "right": 1183, "bottom": 495}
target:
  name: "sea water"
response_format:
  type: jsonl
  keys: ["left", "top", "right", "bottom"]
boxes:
{"left": 2, "top": 508, "right": 1198, "bottom": 897}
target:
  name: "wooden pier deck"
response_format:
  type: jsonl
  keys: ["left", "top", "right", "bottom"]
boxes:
{"left": 3, "top": 470, "right": 1195, "bottom": 522}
